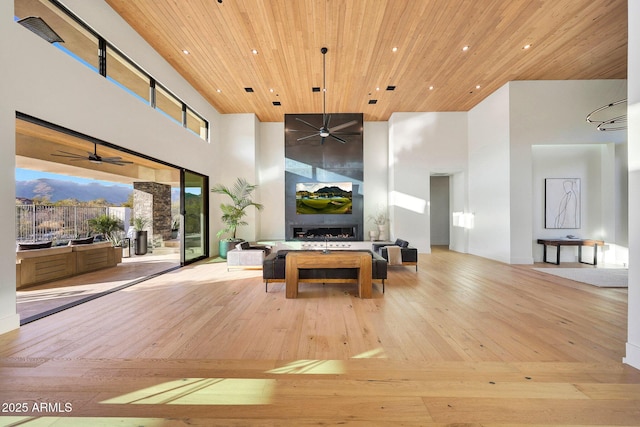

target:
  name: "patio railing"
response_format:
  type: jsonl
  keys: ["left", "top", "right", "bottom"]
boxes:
{"left": 15, "top": 205, "right": 129, "bottom": 243}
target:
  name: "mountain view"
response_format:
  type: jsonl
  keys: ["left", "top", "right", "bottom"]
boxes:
{"left": 16, "top": 178, "right": 133, "bottom": 204}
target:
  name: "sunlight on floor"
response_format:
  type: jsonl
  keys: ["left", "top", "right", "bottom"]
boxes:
{"left": 101, "top": 378, "right": 275, "bottom": 405}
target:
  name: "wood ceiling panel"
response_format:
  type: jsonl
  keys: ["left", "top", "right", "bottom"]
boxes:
{"left": 104, "top": 0, "right": 627, "bottom": 122}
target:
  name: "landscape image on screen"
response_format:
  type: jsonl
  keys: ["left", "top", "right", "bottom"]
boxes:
{"left": 296, "top": 182, "right": 352, "bottom": 214}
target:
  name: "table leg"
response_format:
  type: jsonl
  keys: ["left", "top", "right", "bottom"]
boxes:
{"left": 358, "top": 255, "right": 372, "bottom": 298}
{"left": 594, "top": 245, "right": 598, "bottom": 265}
{"left": 285, "top": 258, "right": 299, "bottom": 298}
{"left": 556, "top": 245, "right": 560, "bottom": 265}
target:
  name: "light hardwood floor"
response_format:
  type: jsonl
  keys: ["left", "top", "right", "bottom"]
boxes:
{"left": 1, "top": 247, "right": 638, "bottom": 426}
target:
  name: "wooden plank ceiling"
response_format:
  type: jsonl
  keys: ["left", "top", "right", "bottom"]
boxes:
{"left": 104, "top": 0, "right": 627, "bottom": 122}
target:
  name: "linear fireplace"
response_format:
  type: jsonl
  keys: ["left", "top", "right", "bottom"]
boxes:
{"left": 292, "top": 225, "right": 357, "bottom": 241}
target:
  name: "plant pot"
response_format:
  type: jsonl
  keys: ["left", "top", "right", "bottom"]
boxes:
{"left": 134, "top": 230, "right": 148, "bottom": 255}
{"left": 377, "top": 224, "right": 387, "bottom": 242}
{"left": 219, "top": 239, "right": 243, "bottom": 259}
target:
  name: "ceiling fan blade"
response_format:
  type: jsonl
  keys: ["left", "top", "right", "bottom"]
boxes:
{"left": 295, "top": 117, "right": 321, "bottom": 131}
{"left": 104, "top": 159, "right": 132, "bottom": 166}
{"left": 329, "top": 120, "right": 358, "bottom": 133}
{"left": 329, "top": 134, "right": 347, "bottom": 144}
{"left": 52, "top": 150, "right": 84, "bottom": 158}
{"left": 297, "top": 132, "right": 321, "bottom": 142}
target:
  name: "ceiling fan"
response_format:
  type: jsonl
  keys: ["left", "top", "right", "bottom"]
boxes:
{"left": 52, "top": 143, "right": 133, "bottom": 166}
{"left": 294, "top": 47, "right": 360, "bottom": 144}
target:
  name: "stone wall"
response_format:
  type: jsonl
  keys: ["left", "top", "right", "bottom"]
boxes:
{"left": 133, "top": 182, "right": 172, "bottom": 240}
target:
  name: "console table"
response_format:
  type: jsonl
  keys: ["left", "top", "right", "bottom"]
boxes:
{"left": 537, "top": 238, "right": 605, "bottom": 265}
{"left": 285, "top": 251, "right": 372, "bottom": 298}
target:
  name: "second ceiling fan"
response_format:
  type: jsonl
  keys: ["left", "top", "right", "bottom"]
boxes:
{"left": 294, "top": 47, "right": 360, "bottom": 144}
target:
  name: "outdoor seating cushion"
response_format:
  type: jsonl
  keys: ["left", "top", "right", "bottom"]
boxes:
{"left": 17, "top": 241, "right": 52, "bottom": 250}
{"left": 68, "top": 236, "right": 95, "bottom": 245}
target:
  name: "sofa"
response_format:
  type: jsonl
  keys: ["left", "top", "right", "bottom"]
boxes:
{"left": 263, "top": 249, "right": 388, "bottom": 292}
{"left": 372, "top": 238, "right": 418, "bottom": 271}
{"left": 15, "top": 240, "right": 122, "bottom": 289}
{"left": 226, "top": 241, "right": 271, "bottom": 270}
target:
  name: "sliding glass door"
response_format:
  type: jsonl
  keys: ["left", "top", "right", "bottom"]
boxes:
{"left": 182, "top": 170, "right": 209, "bottom": 264}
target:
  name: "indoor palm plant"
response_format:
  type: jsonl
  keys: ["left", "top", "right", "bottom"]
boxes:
{"left": 211, "top": 177, "right": 263, "bottom": 258}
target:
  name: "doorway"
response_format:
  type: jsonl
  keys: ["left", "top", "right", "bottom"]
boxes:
{"left": 15, "top": 114, "right": 208, "bottom": 323}
{"left": 430, "top": 175, "right": 450, "bottom": 247}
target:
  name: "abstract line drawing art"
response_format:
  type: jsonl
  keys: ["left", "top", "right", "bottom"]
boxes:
{"left": 545, "top": 178, "right": 580, "bottom": 229}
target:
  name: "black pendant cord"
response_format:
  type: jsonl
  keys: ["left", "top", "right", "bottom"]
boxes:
{"left": 322, "top": 47, "right": 327, "bottom": 126}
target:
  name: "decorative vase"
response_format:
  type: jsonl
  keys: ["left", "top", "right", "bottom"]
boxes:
{"left": 378, "top": 224, "right": 387, "bottom": 242}
{"left": 369, "top": 230, "right": 378, "bottom": 241}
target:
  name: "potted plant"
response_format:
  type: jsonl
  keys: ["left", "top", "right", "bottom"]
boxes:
{"left": 132, "top": 216, "right": 149, "bottom": 255}
{"left": 88, "top": 214, "right": 124, "bottom": 245}
{"left": 171, "top": 215, "right": 180, "bottom": 239}
{"left": 211, "top": 177, "right": 263, "bottom": 259}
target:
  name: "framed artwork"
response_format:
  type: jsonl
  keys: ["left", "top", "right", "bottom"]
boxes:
{"left": 545, "top": 178, "right": 580, "bottom": 229}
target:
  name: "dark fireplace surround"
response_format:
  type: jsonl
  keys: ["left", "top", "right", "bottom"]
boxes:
{"left": 285, "top": 113, "right": 364, "bottom": 241}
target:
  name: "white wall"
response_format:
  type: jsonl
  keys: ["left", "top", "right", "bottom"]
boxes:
{"left": 363, "top": 121, "right": 390, "bottom": 238}
{"left": 0, "top": 0, "right": 222, "bottom": 334}
{"left": 509, "top": 80, "right": 627, "bottom": 264}
{"left": 388, "top": 112, "right": 467, "bottom": 253}
{"left": 214, "top": 114, "right": 260, "bottom": 244}
{"left": 257, "top": 122, "right": 285, "bottom": 240}
{"left": 466, "top": 80, "right": 628, "bottom": 265}
{"left": 0, "top": 0, "right": 19, "bottom": 334}
{"left": 531, "top": 144, "right": 608, "bottom": 263}
{"left": 468, "top": 84, "right": 511, "bottom": 263}
{"left": 449, "top": 171, "right": 468, "bottom": 253}
{"left": 625, "top": 0, "right": 640, "bottom": 369}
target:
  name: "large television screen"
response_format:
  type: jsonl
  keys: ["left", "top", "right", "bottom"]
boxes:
{"left": 296, "top": 182, "right": 352, "bottom": 214}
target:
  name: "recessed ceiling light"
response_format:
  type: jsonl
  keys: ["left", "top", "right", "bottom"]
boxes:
{"left": 523, "top": 44, "right": 531, "bottom": 50}
{"left": 269, "top": 88, "right": 274, "bottom": 93}
{"left": 392, "top": 47, "right": 398, "bottom": 52}
{"left": 251, "top": 49, "right": 258, "bottom": 55}
{"left": 182, "top": 49, "right": 189, "bottom": 55}
{"left": 476, "top": 85, "right": 481, "bottom": 89}
{"left": 462, "top": 45, "right": 470, "bottom": 51}
{"left": 376, "top": 87, "right": 380, "bottom": 91}
{"left": 216, "top": 89, "right": 222, "bottom": 93}
{"left": 429, "top": 86, "right": 434, "bottom": 90}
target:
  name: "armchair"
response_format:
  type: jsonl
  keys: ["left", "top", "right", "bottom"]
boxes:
{"left": 372, "top": 238, "right": 418, "bottom": 271}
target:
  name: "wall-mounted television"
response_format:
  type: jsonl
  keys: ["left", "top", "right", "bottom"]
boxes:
{"left": 296, "top": 182, "right": 352, "bottom": 214}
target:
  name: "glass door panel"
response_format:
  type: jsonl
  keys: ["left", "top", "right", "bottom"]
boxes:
{"left": 182, "top": 170, "right": 208, "bottom": 264}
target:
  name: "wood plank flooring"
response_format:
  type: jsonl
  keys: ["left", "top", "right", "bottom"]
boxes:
{"left": 1, "top": 247, "right": 638, "bottom": 425}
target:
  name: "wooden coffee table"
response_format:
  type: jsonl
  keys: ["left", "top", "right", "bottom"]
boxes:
{"left": 285, "top": 251, "right": 372, "bottom": 298}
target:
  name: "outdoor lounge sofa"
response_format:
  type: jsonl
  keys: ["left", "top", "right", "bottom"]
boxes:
{"left": 15, "top": 240, "right": 122, "bottom": 289}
